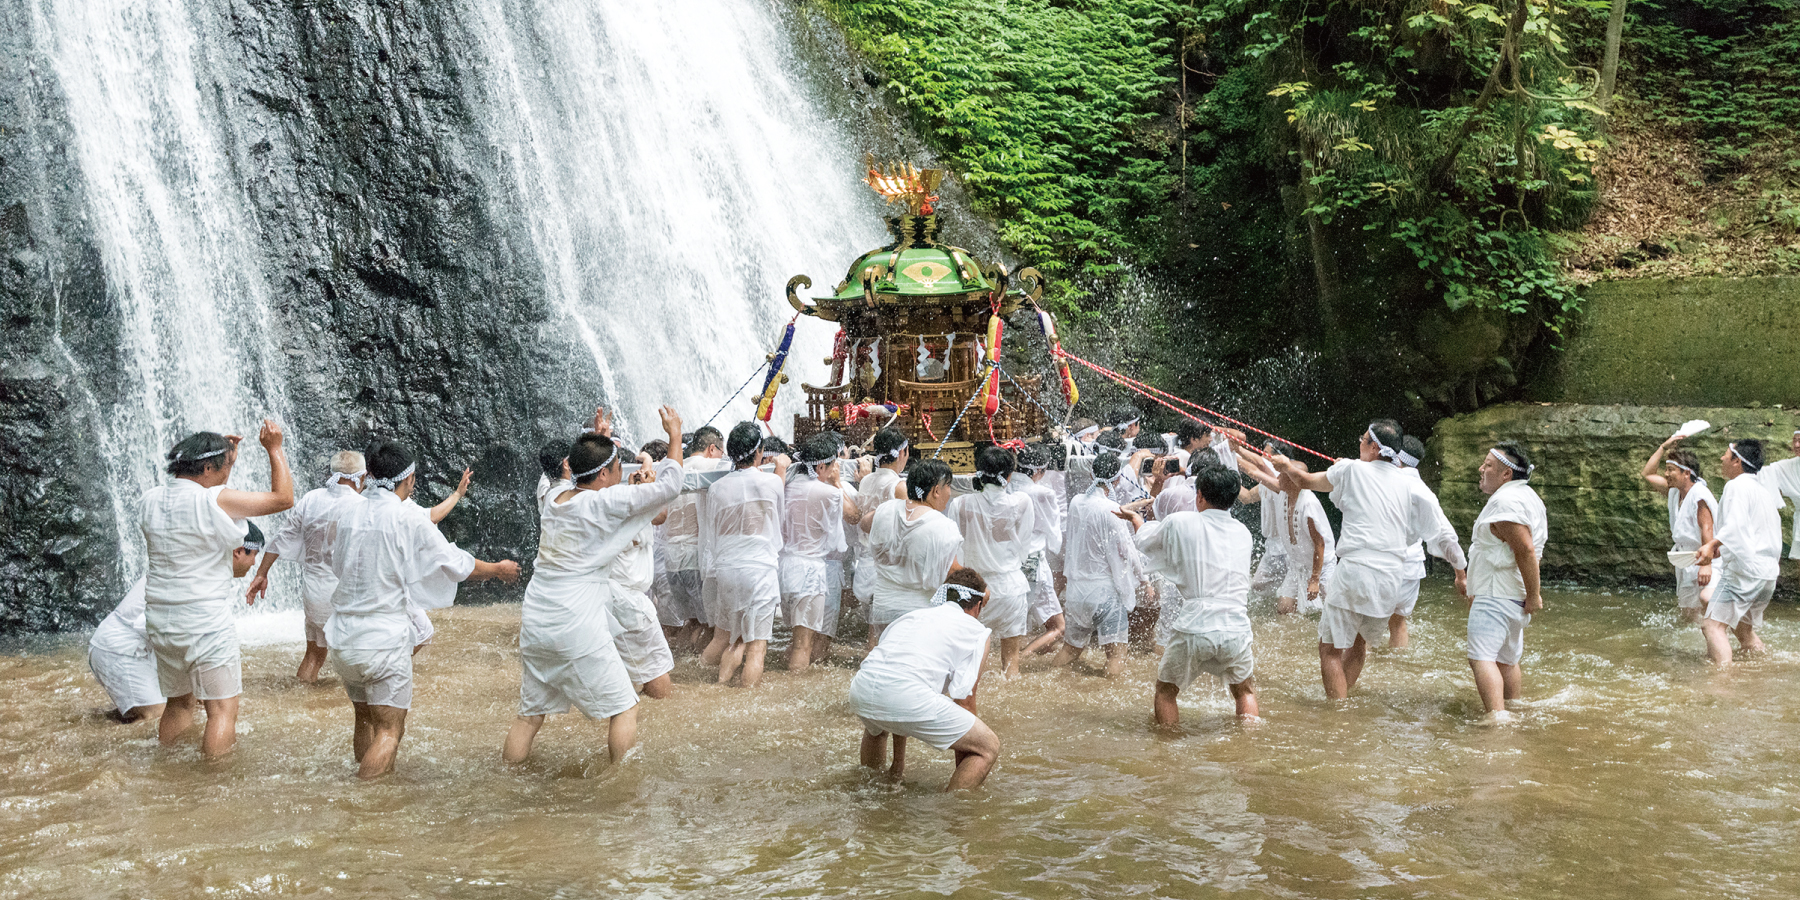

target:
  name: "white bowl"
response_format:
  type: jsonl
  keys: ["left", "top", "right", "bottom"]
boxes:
{"left": 1667, "top": 550, "right": 1698, "bottom": 569}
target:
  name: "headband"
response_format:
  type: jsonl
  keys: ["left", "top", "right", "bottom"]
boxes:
{"left": 1366, "top": 427, "right": 1400, "bottom": 463}
{"left": 876, "top": 438, "right": 909, "bottom": 464}
{"left": 1074, "top": 425, "right": 1099, "bottom": 440}
{"left": 1730, "top": 444, "right": 1760, "bottom": 472}
{"left": 794, "top": 449, "right": 836, "bottom": 477}
{"left": 1489, "top": 448, "right": 1533, "bottom": 477}
{"left": 327, "top": 469, "right": 365, "bottom": 489}
{"left": 1396, "top": 450, "right": 1419, "bottom": 468}
{"left": 573, "top": 442, "right": 619, "bottom": 482}
{"left": 367, "top": 462, "right": 416, "bottom": 491}
{"left": 1114, "top": 417, "right": 1140, "bottom": 429}
{"left": 189, "top": 447, "right": 228, "bottom": 460}
{"left": 1019, "top": 459, "right": 1047, "bottom": 473}
{"left": 1666, "top": 458, "right": 1700, "bottom": 481}
{"left": 932, "top": 581, "right": 985, "bottom": 608}
{"left": 730, "top": 435, "right": 764, "bottom": 463}
{"left": 240, "top": 540, "right": 264, "bottom": 553}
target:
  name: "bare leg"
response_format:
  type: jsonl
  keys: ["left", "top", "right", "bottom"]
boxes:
{"left": 866, "top": 624, "right": 885, "bottom": 650}
{"left": 1050, "top": 643, "right": 1082, "bottom": 669}
{"left": 702, "top": 628, "right": 729, "bottom": 667}
{"left": 1343, "top": 636, "right": 1368, "bottom": 690}
{"left": 1025, "top": 614, "right": 1065, "bottom": 655}
{"left": 503, "top": 714, "right": 545, "bottom": 764}
{"left": 1387, "top": 614, "right": 1409, "bottom": 649}
{"left": 889, "top": 735, "right": 907, "bottom": 778}
{"left": 1735, "top": 621, "right": 1766, "bottom": 655}
{"left": 159, "top": 694, "right": 196, "bottom": 746}
{"left": 811, "top": 635, "right": 833, "bottom": 665}
{"left": 1702, "top": 619, "right": 1734, "bottom": 666}
{"left": 199, "top": 696, "right": 239, "bottom": 758}
{"left": 640, "top": 673, "right": 672, "bottom": 700}
{"left": 741, "top": 640, "right": 769, "bottom": 688}
{"left": 1470, "top": 659, "right": 1508, "bottom": 713}
{"left": 945, "top": 720, "right": 998, "bottom": 791}
{"left": 999, "top": 636, "right": 1024, "bottom": 678}
{"left": 1103, "top": 642, "right": 1128, "bottom": 678}
{"left": 1229, "top": 678, "right": 1259, "bottom": 719}
{"left": 1154, "top": 680, "right": 1181, "bottom": 726}
{"left": 297, "top": 642, "right": 329, "bottom": 683}
{"left": 1319, "top": 644, "right": 1349, "bottom": 700}
{"left": 607, "top": 705, "right": 638, "bottom": 763}
{"left": 123, "top": 702, "right": 166, "bottom": 723}
{"left": 1275, "top": 596, "right": 1297, "bottom": 615}
{"left": 1678, "top": 605, "right": 1702, "bottom": 625}
{"left": 860, "top": 731, "right": 889, "bottom": 770}
{"left": 789, "top": 627, "right": 815, "bottom": 672}
{"left": 358, "top": 705, "right": 407, "bottom": 779}
{"left": 717, "top": 638, "right": 746, "bottom": 685}
{"left": 1499, "top": 661, "right": 1522, "bottom": 700}
{"left": 352, "top": 702, "right": 374, "bottom": 761}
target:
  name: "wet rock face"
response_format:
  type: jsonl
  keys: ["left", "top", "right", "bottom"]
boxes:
{"left": 1428, "top": 403, "right": 1800, "bottom": 588}
{"left": 0, "top": 0, "right": 588, "bottom": 631}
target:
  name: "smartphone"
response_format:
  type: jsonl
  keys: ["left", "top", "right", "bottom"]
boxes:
{"left": 1163, "top": 458, "right": 1182, "bottom": 475}
{"left": 1140, "top": 457, "right": 1155, "bottom": 476}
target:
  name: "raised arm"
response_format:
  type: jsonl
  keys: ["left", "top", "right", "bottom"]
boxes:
{"left": 429, "top": 468, "right": 472, "bottom": 523}
{"left": 1273, "top": 453, "right": 1332, "bottom": 493}
{"left": 1640, "top": 434, "right": 1681, "bottom": 491}
{"left": 218, "top": 419, "right": 295, "bottom": 519}
{"left": 1234, "top": 444, "right": 1281, "bottom": 491}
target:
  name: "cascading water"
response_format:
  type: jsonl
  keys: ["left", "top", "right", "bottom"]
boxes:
{"left": 3, "top": 0, "right": 906, "bottom": 627}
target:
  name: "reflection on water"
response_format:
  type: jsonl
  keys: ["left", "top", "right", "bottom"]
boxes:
{"left": 4, "top": 578, "right": 1799, "bottom": 899}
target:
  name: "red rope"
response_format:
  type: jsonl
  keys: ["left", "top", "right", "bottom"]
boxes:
{"left": 1053, "top": 348, "right": 1335, "bottom": 463}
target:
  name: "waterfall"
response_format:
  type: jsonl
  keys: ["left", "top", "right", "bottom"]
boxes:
{"left": 455, "top": 0, "right": 888, "bottom": 442}
{"left": 7, "top": 0, "right": 902, "bottom": 624}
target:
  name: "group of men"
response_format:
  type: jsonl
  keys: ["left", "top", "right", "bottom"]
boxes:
{"left": 87, "top": 401, "right": 1795, "bottom": 789}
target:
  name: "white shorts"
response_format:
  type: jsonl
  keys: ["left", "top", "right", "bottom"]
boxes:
{"left": 1317, "top": 603, "right": 1389, "bottom": 650}
{"left": 333, "top": 645, "right": 414, "bottom": 709}
{"left": 1466, "top": 595, "right": 1530, "bottom": 665}
{"left": 409, "top": 607, "right": 435, "bottom": 648}
{"left": 1395, "top": 579, "right": 1421, "bottom": 618}
{"left": 783, "top": 592, "right": 839, "bottom": 637}
{"left": 305, "top": 618, "right": 328, "bottom": 647}
{"left": 1026, "top": 571, "right": 1061, "bottom": 630}
{"left": 780, "top": 555, "right": 838, "bottom": 636}
{"left": 89, "top": 647, "right": 163, "bottom": 714}
{"left": 520, "top": 648, "right": 638, "bottom": 720}
{"left": 1675, "top": 565, "right": 1713, "bottom": 610}
{"left": 977, "top": 586, "right": 1029, "bottom": 640}
{"left": 1706, "top": 572, "right": 1776, "bottom": 629}
{"left": 303, "top": 594, "right": 332, "bottom": 646}
{"left": 662, "top": 569, "right": 705, "bottom": 626}
{"left": 715, "top": 565, "right": 780, "bottom": 642}
{"left": 607, "top": 590, "right": 675, "bottom": 687}
{"left": 849, "top": 678, "right": 977, "bottom": 751}
{"left": 1158, "top": 629, "right": 1254, "bottom": 688}
{"left": 1063, "top": 580, "right": 1129, "bottom": 649}
{"left": 1250, "top": 550, "right": 1287, "bottom": 598}
{"left": 1328, "top": 558, "right": 1409, "bottom": 619}
{"left": 1277, "top": 562, "right": 1331, "bottom": 613}
{"left": 147, "top": 626, "right": 242, "bottom": 700}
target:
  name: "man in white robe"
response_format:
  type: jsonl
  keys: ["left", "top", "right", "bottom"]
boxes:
{"left": 853, "top": 428, "right": 911, "bottom": 632}
{"left": 947, "top": 446, "right": 1035, "bottom": 677}
{"left": 1697, "top": 439, "right": 1784, "bottom": 665}
{"left": 1460, "top": 442, "right": 1548, "bottom": 718}
{"left": 504, "top": 407, "right": 684, "bottom": 765}
{"left": 1642, "top": 435, "right": 1718, "bottom": 622}
{"left": 781, "top": 435, "right": 860, "bottom": 670}
{"left": 140, "top": 420, "right": 294, "bottom": 758}
{"left": 700, "top": 422, "right": 788, "bottom": 686}
{"left": 1757, "top": 430, "right": 1800, "bottom": 567}
{"left": 247, "top": 451, "right": 366, "bottom": 682}
{"left": 1236, "top": 446, "right": 1335, "bottom": 614}
{"left": 327, "top": 441, "right": 519, "bottom": 778}
{"left": 866, "top": 459, "right": 964, "bottom": 643}
{"left": 1014, "top": 448, "right": 1067, "bottom": 655}
{"left": 1052, "top": 453, "right": 1144, "bottom": 677}
{"left": 664, "top": 426, "right": 726, "bottom": 653}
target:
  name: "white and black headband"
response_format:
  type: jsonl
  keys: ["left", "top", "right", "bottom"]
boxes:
{"left": 367, "top": 462, "right": 416, "bottom": 491}
{"left": 573, "top": 441, "right": 620, "bottom": 482}
{"left": 1366, "top": 427, "right": 1400, "bottom": 464}
{"left": 1489, "top": 448, "right": 1533, "bottom": 477}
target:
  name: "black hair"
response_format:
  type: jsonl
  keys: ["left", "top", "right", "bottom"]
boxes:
{"left": 1492, "top": 440, "right": 1532, "bottom": 482}
{"left": 795, "top": 434, "right": 839, "bottom": 474}
{"left": 1401, "top": 435, "right": 1426, "bottom": 466}
{"left": 873, "top": 427, "right": 909, "bottom": 464}
{"left": 1195, "top": 464, "right": 1240, "bottom": 510}
{"left": 165, "top": 432, "right": 233, "bottom": 478}
{"left": 1175, "top": 419, "right": 1211, "bottom": 447}
{"left": 1262, "top": 438, "right": 1293, "bottom": 458}
{"left": 906, "top": 459, "right": 955, "bottom": 501}
{"left": 943, "top": 567, "right": 989, "bottom": 609}
{"left": 1666, "top": 448, "right": 1704, "bottom": 482}
{"left": 726, "top": 421, "right": 763, "bottom": 468}
{"left": 974, "top": 445, "right": 1016, "bottom": 488}
{"left": 241, "top": 521, "right": 264, "bottom": 549}
{"left": 1133, "top": 431, "right": 1165, "bottom": 451}
{"left": 538, "top": 440, "right": 570, "bottom": 479}
{"left": 365, "top": 440, "right": 414, "bottom": 482}
{"left": 568, "top": 433, "right": 620, "bottom": 486}
{"left": 1096, "top": 431, "right": 1127, "bottom": 452}
{"left": 1108, "top": 406, "right": 1140, "bottom": 428}
{"left": 761, "top": 435, "right": 791, "bottom": 459}
{"left": 1731, "top": 438, "right": 1766, "bottom": 473}
{"left": 689, "top": 426, "right": 723, "bottom": 455}
{"left": 1367, "top": 419, "right": 1403, "bottom": 455}
{"left": 641, "top": 439, "right": 669, "bottom": 463}
{"left": 1091, "top": 452, "right": 1121, "bottom": 481}
{"left": 1017, "top": 446, "right": 1048, "bottom": 472}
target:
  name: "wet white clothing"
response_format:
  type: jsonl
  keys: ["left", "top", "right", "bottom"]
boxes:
{"left": 663, "top": 456, "right": 729, "bottom": 574}
{"left": 852, "top": 467, "right": 905, "bottom": 604}
{"left": 867, "top": 502, "right": 963, "bottom": 625}
{"left": 90, "top": 578, "right": 150, "bottom": 659}
{"left": 1159, "top": 630, "right": 1254, "bottom": 687}
{"left": 522, "top": 459, "right": 682, "bottom": 658}
{"left": 1134, "top": 509, "right": 1254, "bottom": 637}
{"left": 1324, "top": 458, "right": 1466, "bottom": 618}
{"left": 1713, "top": 474, "right": 1783, "bottom": 582}
{"left": 781, "top": 475, "right": 849, "bottom": 635}
{"left": 1399, "top": 467, "right": 1429, "bottom": 580}
{"left": 1154, "top": 474, "right": 1196, "bottom": 521}
{"left": 326, "top": 488, "right": 477, "bottom": 652}
{"left": 148, "top": 625, "right": 241, "bottom": 700}
{"left": 849, "top": 602, "right": 989, "bottom": 749}
{"left": 139, "top": 480, "right": 248, "bottom": 635}
{"left": 1759, "top": 457, "right": 1800, "bottom": 557}
{"left": 1668, "top": 483, "right": 1719, "bottom": 553}
{"left": 1062, "top": 488, "right": 1143, "bottom": 611}
{"left": 334, "top": 646, "right": 413, "bottom": 709}
{"left": 1466, "top": 595, "right": 1528, "bottom": 665}
{"left": 1466, "top": 480, "right": 1548, "bottom": 601}
{"left": 89, "top": 578, "right": 160, "bottom": 712}
{"left": 265, "top": 482, "right": 365, "bottom": 642}
{"left": 1011, "top": 474, "right": 1064, "bottom": 564}
{"left": 948, "top": 483, "right": 1035, "bottom": 638}
{"left": 1706, "top": 571, "right": 1776, "bottom": 629}
{"left": 1275, "top": 489, "right": 1335, "bottom": 600}
{"left": 703, "top": 467, "right": 786, "bottom": 641}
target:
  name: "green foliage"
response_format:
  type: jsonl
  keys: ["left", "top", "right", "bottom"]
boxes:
{"left": 1630, "top": 0, "right": 1800, "bottom": 175}
{"left": 821, "top": 0, "right": 1187, "bottom": 292}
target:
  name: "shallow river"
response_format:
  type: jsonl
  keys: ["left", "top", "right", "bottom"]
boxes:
{"left": 3, "top": 578, "right": 1798, "bottom": 899}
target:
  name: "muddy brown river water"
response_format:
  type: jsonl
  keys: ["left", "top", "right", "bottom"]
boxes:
{"left": 3, "top": 579, "right": 1798, "bottom": 899}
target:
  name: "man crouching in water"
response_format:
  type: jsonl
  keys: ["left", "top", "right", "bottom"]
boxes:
{"left": 848, "top": 568, "right": 1000, "bottom": 791}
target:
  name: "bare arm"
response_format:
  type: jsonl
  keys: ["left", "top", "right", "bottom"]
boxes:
{"left": 245, "top": 552, "right": 281, "bottom": 602}
{"left": 1307, "top": 518, "right": 1326, "bottom": 599}
{"left": 468, "top": 558, "right": 521, "bottom": 583}
{"left": 1491, "top": 520, "right": 1542, "bottom": 614}
{"left": 1695, "top": 502, "right": 1715, "bottom": 585}
{"left": 217, "top": 419, "right": 296, "bottom": 519}
{"left": 1273, "top": 454, "right": 1333, "bottom": 493}
{"left": 1640, "top": 434, "right": 1680, "bottom": 491}
{"left": 1233, "top": 445, "right": 1280, "bottom": 492}
{"left": 429, "top": 468, "right": 472, "bottom": 523}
